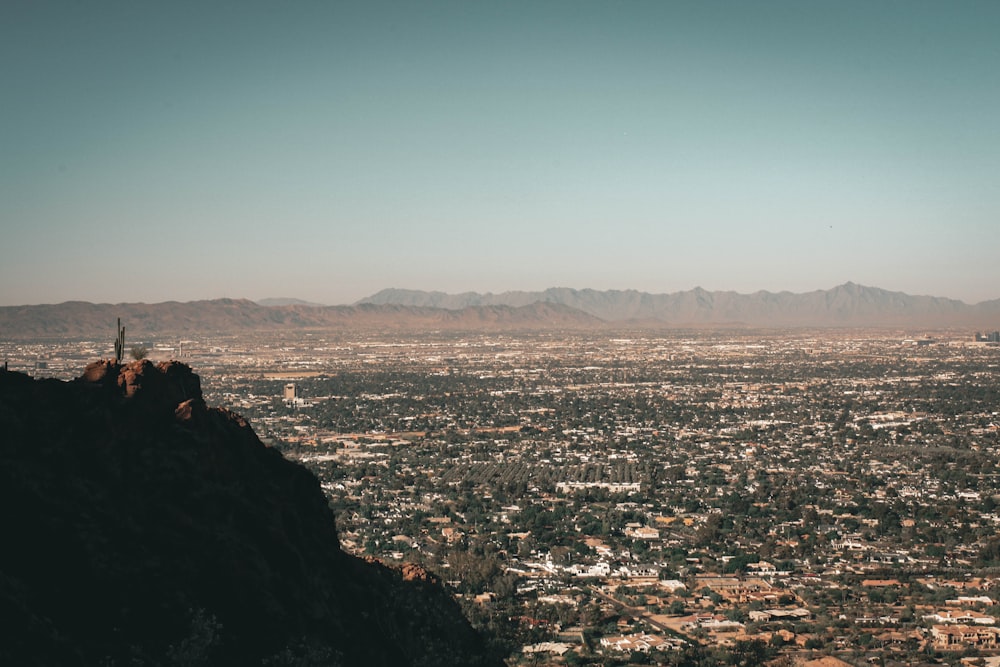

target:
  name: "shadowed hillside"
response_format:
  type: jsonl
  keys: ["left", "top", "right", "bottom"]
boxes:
{"left": 0, "top": 361, "right": 499, "bottom": 666}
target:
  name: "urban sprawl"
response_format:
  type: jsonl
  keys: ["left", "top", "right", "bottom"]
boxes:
{"left": 6, "top": 329, "right": 1000, "bottom": 666}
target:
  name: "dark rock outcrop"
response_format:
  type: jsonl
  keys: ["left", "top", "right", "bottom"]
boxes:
{"left": 0, "top": 362, "right": 497, "bottom": 666}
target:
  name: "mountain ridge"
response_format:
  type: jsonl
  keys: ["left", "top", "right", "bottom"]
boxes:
{"left": 2, "top": 284, "right": 998, "bottom": 337}
{"left": 360, "top": 283, "right": 1000, "bottom": 328}
{"left": 0, "top": 300, "right": 603, "bottom": 339}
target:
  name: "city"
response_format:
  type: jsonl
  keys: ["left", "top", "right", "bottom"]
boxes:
{"left": 5, "top": 328, "right": 1000, "bottom": 665}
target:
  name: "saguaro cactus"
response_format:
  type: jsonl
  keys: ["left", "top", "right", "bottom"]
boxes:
{"left": 114, "top": 318, "right": 126, "bottom": 364}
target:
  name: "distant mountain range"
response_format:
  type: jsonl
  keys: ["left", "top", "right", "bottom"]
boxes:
{"left": 359, "top": 283, "right": 1000, "bottom": 329}
{"left": 1, "top": 284, "right": 998, "bottom": 339}
{"left": 255, "top": 297, "right": 327, "bottom": 307}
{"left": 0, "top": 299, "right": 601, "bottom": 339}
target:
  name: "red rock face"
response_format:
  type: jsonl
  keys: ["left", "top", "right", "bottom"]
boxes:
{"left": 174, "top": 398, "right": 197, "bottom": 423}
{"left": 78, "top": 359, "right": 207, "bottom": 422}
{"left": 81, "top": 359, "right": 119, "bottom": 385}
{"left": 362, "top": 557, "right": 440, "bottom": 585}
{"left": 400, "top": 562, "right": 439, "bottom": 585}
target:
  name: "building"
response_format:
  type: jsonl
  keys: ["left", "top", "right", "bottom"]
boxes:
{"left": 924, "top": 609, "right": 996, "bottom": 625}
{"left": 931, "top": 624, "right": 1000, "bottom": 649}
{"left": 600, "top": 633, "right": 682, "bottom": 653}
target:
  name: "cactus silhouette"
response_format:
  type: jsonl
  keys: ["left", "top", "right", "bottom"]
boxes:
{"left": 114, "top": 318, "right": 126, "bottom": 363}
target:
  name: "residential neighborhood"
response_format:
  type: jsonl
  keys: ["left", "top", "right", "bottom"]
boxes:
{"left": 5, "top": 328, "right": 1000, "bottom": 665}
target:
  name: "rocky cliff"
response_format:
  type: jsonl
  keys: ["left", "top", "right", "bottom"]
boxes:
{"left": 0, "top": 361, "right": 498, "bottom": 666}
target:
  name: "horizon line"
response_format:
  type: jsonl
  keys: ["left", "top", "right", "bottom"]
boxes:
{"left": 3, "top": 282, "right": 999, "bottom": 309}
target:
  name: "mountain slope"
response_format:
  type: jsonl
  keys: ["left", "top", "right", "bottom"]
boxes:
{"left": 0, "top": 300, "right": 602, "bottom": 338}
{"left": 0, "top": 361, "right": 498, "bottom": 666}
{"left": 255, "top": 297, "right": 328, "bottom": 307}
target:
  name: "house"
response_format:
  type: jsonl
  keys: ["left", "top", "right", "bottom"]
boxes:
{"left": 924, "top": 609, "right": 996, "bottom": 625}
{"left": 681, "top": 614, "right": 745, "bottom": 632}
{"left": 600, "top": 633, "right": 680, "bottom": 653}
{"left": 523, "top": 642, "right": 572, "bottom": 656}
{"left": 947, "top": 595, "right": 995, "bottom": 606}
{"left": 618, "top": 564, "right": 659, "bottom": 580}
{"left": 626, "top": 526, "right": 661, "bottom": 540}
{"left": 748, "top": 608, "right": 811, "bottom": 622}
{"left": 747, "top": 561, "right": 776, "bottom": 573}
{"left": 932, "top": 624, "right": 1000, "bottom": 649}
{"left": 658, "top": 579, "right": 686, "bottom": 593}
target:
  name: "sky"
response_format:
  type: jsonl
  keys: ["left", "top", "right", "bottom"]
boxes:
{"left": 2, "top": 1, "right": 999, "bottom": 306}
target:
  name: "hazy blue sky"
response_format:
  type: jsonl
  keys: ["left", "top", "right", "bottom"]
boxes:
{"left": 2, "top": 1, "right": 999, "bottom": 306}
